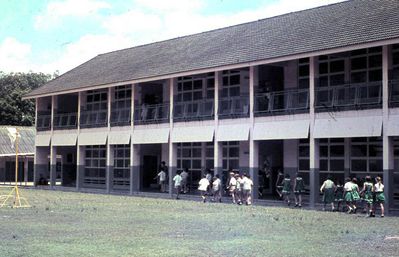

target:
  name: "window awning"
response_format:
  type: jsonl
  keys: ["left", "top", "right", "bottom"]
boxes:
{"left": 253, "top": 120, "right": 309, "bottom": 140}
{"left": 52, "top": 133, "right": 77, "bottom": 146}
{"left": 217, "top": 124, "right": 249, "bottom": 142}
{"left": 171, "top": 126, "right": 214, "bottom": 143}
{"left": 313, "top": 116, "right": 382, "bottom": 138}
{"left": 78, "top": 132, "right": 108, "bottom": 145}
{"left": 132, "top": 128, "right": 169, "bottom": 144}
{"left": 108, "top": 131, "right": 131, "bottom": 145}
{"left": 35, "top": 134, "right": 51, "bottom": 147}
{"left": 387, "top": 115, "right": 399, "bottom": 136}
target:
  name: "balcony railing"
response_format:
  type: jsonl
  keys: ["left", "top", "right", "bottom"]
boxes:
{"left": 218, "top": 95, "right": 249, "bottom": 119}
{"left": 134, "top": 103, "right": 169, "bottom": 124}
{"left": 80, "top": 109, "right": 108, "bottom": 128}
{"left": 390, "top": 80, "right": 399, "bottom": 107}
{"left": 174, "top": 99, "right": 214, "bottom": 121}
{"left": 315, "top": 82, "right": 382, "bottom": 110}
{"left": 36, "top": 113, "right": 51, "bottom": 131}
{"left": 255, "top": 88, "right": 309, "bottom": 115}
{"left": 110, "top": 108, "right": 131, "bottom": 126}
{"left": 53, "top": 112, "right": 77, "bottom": 129}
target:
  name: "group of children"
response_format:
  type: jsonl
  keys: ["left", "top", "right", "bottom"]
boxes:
{"left": 320, "top": 175, "right": 386, "bottom": 217}
{"left": 275, "top": 171, "right": 305, "bottom": 207}
{"left": 225, "top": 172, "right": 254, "bottom": 205}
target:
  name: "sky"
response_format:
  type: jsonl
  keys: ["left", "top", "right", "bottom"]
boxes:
{"left": 0, "top": 0, "right": 345, "bottom": 75}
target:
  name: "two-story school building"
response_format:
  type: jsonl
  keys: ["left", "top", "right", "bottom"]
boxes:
{"left": 24, "top": 0, "right": 399, "bottom": 210}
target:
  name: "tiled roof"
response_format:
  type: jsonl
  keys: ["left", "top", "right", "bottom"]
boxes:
{"left": 26, "top": 0, "right": 399, "bottom": 97}
{"left": 0, "top": 126, "right": 35, "bottom": 156}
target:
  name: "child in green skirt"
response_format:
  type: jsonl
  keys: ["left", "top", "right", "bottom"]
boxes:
{"left": 282, "top": 174, "right": 292, "bottom": 206}
{"left": 360, "top": 175, "right": 374, "bottom": 217}
{"left": 320, "top": 174, "right": 336, "bottom": 211}
{"left": 373, "top": 176, "right": 385, "bottom": 217}
{"left": 344, "top": 177, "right": 354, "bottom": 213}
{"left": 351, "top": 177, "right": 360, "bottom": 213}
{"left": 334, "top": 180, "right": 344, "bottom": 212}
{"left": 294, "top": 173, "right": 305, "bottom": 208}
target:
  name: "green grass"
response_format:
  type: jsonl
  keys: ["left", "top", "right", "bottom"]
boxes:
{"left": 0, "top": 188, "right": 398, "bottom": 257}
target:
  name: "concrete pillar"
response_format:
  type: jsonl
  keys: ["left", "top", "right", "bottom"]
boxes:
{"left": 249, "top": 138, "right": 259, "bottom": 201}
{"left": 201, "top": 142, "right": 206, "bottom": 172}
{"left": 344, "top": 138, "right": 351, "bottom": 179}
{"left": 130, "top": 144, "right": 140, "bottom": 193}
{"left": 76, "top": 146, "right": 84, "bottom": 190}
{"left": 214, "top": 71, "right": 223, "bottom": 178}
{"left": 382, "top": 45, "right": 394, "bottom": 211}
{"left": 309, "top": 56, "right": 320, "bottom": 208}
{"left": 214, "top": 141, "right": 223, "bottom": 178}
{"left": 106, "top": 143, "right": 113, "bottom": 193}
{"left": 168, "top": 143, "right": 177, "bottom": 197}
{"left": 50, "top": 145, "right": 57, "bottom": 188}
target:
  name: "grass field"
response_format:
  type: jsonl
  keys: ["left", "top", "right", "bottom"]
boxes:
{"left": 0, "top": 187, "right": 398, "bottom": 257}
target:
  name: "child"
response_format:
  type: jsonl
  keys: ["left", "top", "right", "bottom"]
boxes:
{"left": 344, "top": 177, "right": 354, "bottom": 213}
{"left": 235, "top": 173, "right": 243, "bottom": 205}
{"left": 275, "top": 169, "right": 284, "bottom": 198}
{"left": 360, "top": 175, "right": 374, "bottom": 217}
{"left": 373, "top": 176, "right": 385, "bottom": 217}
{"left": 212, "top": 174, "right": 222, "bottom": 203}
{"left": 180, "top": 168, "right": 189, "bottom": 194}
{"left": 172, "top": 171, "right": 182, "bottom": 199}
{"left": 320, "top": 175, "right": 336, "bottom": 211}
{"left": 351, "top": 177, "right": 360, "bottom": 213}
{"left": 282, "top": 174, "right": 292, "bottom": 206}
{"left": 198, "top": 174, "right": 210, "bottom": 203}
{"left": 242, "top": 173, "right": 254, "bottom": 205}
{"left": 294, "top": 173, "right": 305, "bottom": 207}
{"left": 334, "top": 180, "right": 344, "bottom": 212}
{"left": 227, "top": 172, "right": 237, "bottom": 204}
{"left": 154, "top": 168, "right": 166, "bottom": 193}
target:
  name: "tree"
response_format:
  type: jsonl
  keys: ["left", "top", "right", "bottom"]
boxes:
{"left": 0, "top": 72, "right": 53, "bottom": 126}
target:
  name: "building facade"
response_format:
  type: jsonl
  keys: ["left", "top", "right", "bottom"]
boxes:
{"left": 25, "top": 0, "right": 399, "bottom": 210}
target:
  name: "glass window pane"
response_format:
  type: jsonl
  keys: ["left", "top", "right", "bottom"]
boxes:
{"left": 320, "top": 160, "right": 328, "bottom": 171}
{"left": 299, "top": 159, "right": 309, "bottom": 171}
{"left": 369, "top": 159, "right": 382, "bottom": 172}
{"left": 351, "top": 145, "right": 367, "bottom": 157}
{"left": 351, "top": 160, "right": 367, "bottom": 172}
{"left": 330, "top": 160, "right": 344, "bottom": 171}
{"left": 330, "top": 145, "right": 344, "bottom": 157}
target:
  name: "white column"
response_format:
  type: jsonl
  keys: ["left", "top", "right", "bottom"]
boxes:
{"left": 108, "top": 87, "right": 112, "bottom": 129}
{"left": 168, "top": 78, "right": 176, "bottom": 196}
{"left": 309, "top": 56, "right": 320, "bottom": 208}
{"left": 382, "top": 45, "right": 394, "bottom": 211}
{"left": 33, "top": 98, "right": 39, "bottom": 186}
{"left": 249, "top": 66, "right": 259, "bottom": 200}
{"left": 214, "top": 71, "right": 223, "bottom": 177}
{"left": 76, "top": 92, "right": 82, "bottom": 190}
{"left": 49, "top": 145, "right": 57, "bottom": 188}
{"left": 130, "top": 84, "right": 136, "bottom": 194}
{"left": 106, "top": 143, "right": 113, "bottom": 193}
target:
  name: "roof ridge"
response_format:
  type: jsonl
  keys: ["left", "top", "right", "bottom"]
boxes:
{"left": 98, "top": 0, "right": 350, "bottom": 56}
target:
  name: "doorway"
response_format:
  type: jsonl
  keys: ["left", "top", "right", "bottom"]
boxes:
{"left": 142, "top": 155, "right": 159, "bottom": 190}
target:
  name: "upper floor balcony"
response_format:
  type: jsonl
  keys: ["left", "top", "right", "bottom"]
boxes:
{"left": 390, "top": 80, "right": 399, "bottom": 108}
{"left": 218, "top": 95, "right": 249, "bottom": 119}
{"left": 315, "top": 81, "right": 382, "bottom": 112}
{"left": 36, "top": 111, "right": 51, "bottom": 131}
{"left": 254, "top": 88, "right": 309, "bottom": 116}
{"left": 174, "top": 99, "right": 214, "bottom": 122}
{"left": 110, "top": 101, "right": 131, "bottom": 127}
{"left": 134, "top": 102, "right": 169, "bottom": 125}
{"left": 53, "top": 112, "right": 77, "bottom": 130}
{"left": 80, "top": 109, "right": 108, "bottom": 128}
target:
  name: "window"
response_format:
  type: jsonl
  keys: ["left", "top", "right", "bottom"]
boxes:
{"left": 298, "top": 139, "right": 309, "bottom": 172}
{"left": 177, "top": 76, "right": 204, "bottom": 102}
{"left": 392, "top": 44, "right": 399, "bottom": 80}
{"left": 350, "top": 47, "right": 382, "bottom": 83}
{"left": 113, "top": 144, "right": 130, "bottom": 187}
{"left": 318, "top": 55, "right": 346, "bottom": 87}
{"left": 350, "top": 137, "right": 382, "bottom": 173}
{"left": 177, "top": 143, "right": 203, "bottom": 189}
{"left": 319, "top": 138, "right": 345, "bottom": 173}
{"left": 86, "top": 89, "right": 107, "bottom": 111}
{"left": 84, "top": 145, "right": 107, "bottom": 186}
{"left": 222, "top": 141, "right": 240, "bottom": 172}
{"left": 113, "top": 85, "right": 131, "bottom": 109}
{"left": 298, "top": 58, "right": 309, "bottom": 89}
{"left": 222, "top": 70, "right": 241, "bottom": 97}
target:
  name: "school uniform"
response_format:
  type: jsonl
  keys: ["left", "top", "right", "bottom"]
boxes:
{"left": 363, "top": 182, "right": 374, "bottom": 204}
{"left": 344, "top": 181, "right": 353, "bottom": 202}
{"left": 351, "top": 183, "right": 360, "bottom": 202}
{"left": 282, "top": 178, "right": 291, "bottom": 195}
{"left": 334, "top": 184, "right": 344, "bottom": 202}
{"left": 321, "top": 179, "right": 335, "bottom": 204}
{"left": 374, "top": 183, "right": 385, "bottom": 204}
{"left": 294, "top": 176, "right": 304, "bottom": 195}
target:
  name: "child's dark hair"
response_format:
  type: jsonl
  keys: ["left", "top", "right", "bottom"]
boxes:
{"left": 345, "top": 177, "right": 351, "bottom": 182}
{"left": 352, "top": 177, "right": 358, "bottom": 183}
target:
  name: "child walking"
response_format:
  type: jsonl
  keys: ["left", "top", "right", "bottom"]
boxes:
{"left": 344, "top": 177, "right": 354, "bottom": 213}
{"left": 334, "top": 180, "right": 344, "bottom": 212}
{"left": 172, "top": 171, "right": 182, "bottom": 199}
{"left": 198, "top": 174, "right": 210, "bottom": 203}
{"left": 282, "top": 174, "right": 292, "bottom": 206}
{"left": 373, "top": 176, "right": 385, "bottom": 217}
{"left": 227, "top": 172, "right": 237, "bottom": 204}
{"left": 242, "top": 173, "right": 254, "bottom": 205}
{"left": 293, "top": 173, "right": 304, "bottom": 207}
{"left": 351, "top": 177, "right": 360, "bottom": 213}
{"left": 360, "top": 175, "right": 374, "bottom": 217}
{"left": 320, "top": 175, "right": 336, "bottom": 211}
{"left": 212, "top": 174, "right": 222, "bottom": 203}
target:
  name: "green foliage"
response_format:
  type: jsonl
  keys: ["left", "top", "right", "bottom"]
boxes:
{"left": 0, "top": 72, "right": 53, "bottom": 126}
